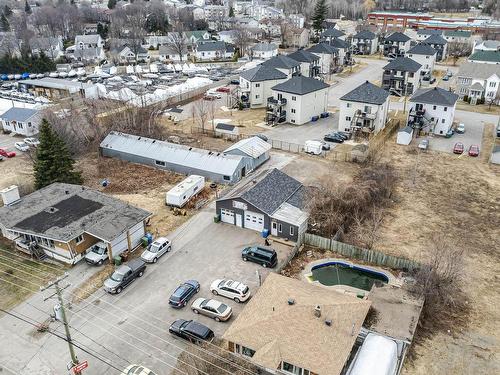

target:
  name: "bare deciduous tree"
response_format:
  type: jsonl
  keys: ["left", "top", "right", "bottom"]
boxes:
{"left": 165, "top": 29, "right": 188, "bottom": 62}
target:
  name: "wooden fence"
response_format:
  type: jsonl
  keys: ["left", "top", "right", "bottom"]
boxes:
{"left": 368, "top": 118, "right": 401, "bottom": 153}
{"left": 303, "top": 232, "right": 420, "bottom": 271}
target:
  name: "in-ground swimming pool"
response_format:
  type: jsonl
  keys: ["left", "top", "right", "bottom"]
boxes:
{"left": 309, "top": 261, "right": 389, "bottom": 291}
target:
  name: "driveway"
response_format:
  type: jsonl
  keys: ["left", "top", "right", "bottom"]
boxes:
{"left": 0, "top": 203, "right": 295, "bottom": 375}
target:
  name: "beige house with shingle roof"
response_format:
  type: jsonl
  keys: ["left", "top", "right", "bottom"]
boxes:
{"left": 223, "top": 273, "right": 371, "bottom": 375}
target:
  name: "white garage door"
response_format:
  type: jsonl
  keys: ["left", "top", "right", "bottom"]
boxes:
{"left": 221, "top": 209, "right": 235, "bottom": 224}
{"left": 244, "top": 211, "right": 264, "bottom": 232}
{"left": 129, "top": 221, "right": 145, "bottom": 248}
{"left": 110, "top": 231, "right": 129, "bottom": 257}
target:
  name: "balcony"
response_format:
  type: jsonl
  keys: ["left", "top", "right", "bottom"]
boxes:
{"left": 267, "top": 96, "right": 287, "bottom": 107}
{"left": 360, "top": 111, "right": 377, "bottom": 120}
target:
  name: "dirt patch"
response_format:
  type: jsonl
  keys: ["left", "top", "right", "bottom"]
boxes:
{"left": 71, "top": 264, "right": 114, "bottom": 304}
{"left": 337, "top": 62, "right": 367, "bottom": 78}
{"left": 0, "top": 155, "right": 34, "bottom": 198}
{"left": 456, "top": 101, "right": 500, "bottom": 116}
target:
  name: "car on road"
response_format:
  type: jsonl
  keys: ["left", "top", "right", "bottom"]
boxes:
{"left": 456, "top": 123, "right": 465, "bottom": 134}
{"left": 103, "top": 259, "right": 146, "bottom": 294}
{"left": 141, "top": 237, "right": 171, "bottom": 263}
{"left": 468, "top": 144, "right": 480, "bottom": 157}
{"left": 169, "top": 319, "right": 214, "bottom": 343}
{"left": 191, "top": 298, "right": 233, "bottom": 322}
{"left": 323, "top": 133, "right": 344, "bottom": 143}
{"left": 15, "top": 142, "right": 29, "bottom": 152}
{"left": 241, "top": 246, "right": 277, "bottom": 268}
{"left": 23, "top": 138, "right": 40, "bottom": 147}
{"left": 0, "top": 148, "right": 15, "bottom": 158}
{"left": 210, "top": 279, "right": 250, "bottom": 302}
{"left": 121, "top": 365, "right": 157, "bottom": 375}
{"left": 453, "top": 142, "right": 464, "bottom": 154}
{"left": 169, "top": 280, "right": 200, "bottom": 308}
{"left": 418, "top": 139, "right": 429, "bottom": 151}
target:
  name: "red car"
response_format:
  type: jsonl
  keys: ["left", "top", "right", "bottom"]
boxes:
{"left": 216, "top": 87, "right": 231, "bottom": 93}
{"left": 453, "top": 142, "right": 464, "bottom": 154}
{"left": 468, "top": 145, "right": 480, "bottom": 157}
{"left": 0, "top": 148, "right": 16, "bottom": 158}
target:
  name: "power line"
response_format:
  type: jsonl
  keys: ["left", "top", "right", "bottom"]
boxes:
{"left": 0, "top": 248, "right": 64, "bottom": 274}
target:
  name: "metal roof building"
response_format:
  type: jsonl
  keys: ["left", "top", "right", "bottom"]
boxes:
{"left": 99, "top": 132, "right": 254, "bottom": 184}
{"left": 224, "top": 136, "right": 271, "bottom": 170}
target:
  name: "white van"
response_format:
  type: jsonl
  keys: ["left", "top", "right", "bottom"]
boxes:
{"left": 304, "top": 140, "right": 323, "bottom": 155}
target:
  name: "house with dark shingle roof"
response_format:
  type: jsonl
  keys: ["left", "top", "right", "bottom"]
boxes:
{"left": 306, "top": 43, "right": 339, "bottom": 76}
{"left": 269, "top": 76, "right": 330, "bottom": 125}
{"left": 422, "top": 34, "right": 448, "bottom": 61}
{"left": 339, "top": 81, "right": 390, "bottom": 134}
{"left": 416, "top": 29, "right": 443, "bottom": 42}
{"left": 382, "top": 57, "right": 422, "bottom": 95}
{"left": 239, "top": 65, "right": 288, "bottom": 108}
{"left": 0, "top": 108, "right": 41, "bottom": 136}
{"left": 407, "top": 43, "right": 437, "bottom": 73}
{"left": 262, "top": 55, "right": 301, "bottom": 77}
{"left": 215, "top": 168, "right": 308, "bottom": 242}
{"left": 195, "top": 41, "right": 235, "bottom": 61}
{"left": 320, "top": 28, "right": 346, "bottom": 42}
{"left": 327, "top": 38, "right": 352, "bottom": 65}
{"left": 352, "top": 30, "right": 378, "bottom": 55}
{"left": 287, "top": 50, "right": 320, "bottom": 77}
{"left": 383, "top": 32, "right": 412, "bottom": 57}
{"left": 407, "top": 87, "right": 459, "bottom": 135}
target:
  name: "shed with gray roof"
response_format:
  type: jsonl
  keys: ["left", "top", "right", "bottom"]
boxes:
{"left": 215, "top": 168, "right": 308, "bottom": 241}
{"left": 100, "top": 131, "right": 254, "bottom": 184}
{"left": 224, "top": 136, "right": 271, "bottom": 169}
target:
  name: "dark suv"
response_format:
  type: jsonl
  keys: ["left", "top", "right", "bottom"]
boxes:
{"left": 169, "top": 280, "right": 200, "bottom": 308}
{"left": 103, "top": 259, "right": 146, "bottom": 294}
{"left": 169, "top": 319, "right": 214, "bottom": 343}
{"left": 241, "top": 246, "right": 277, "bottom": 268}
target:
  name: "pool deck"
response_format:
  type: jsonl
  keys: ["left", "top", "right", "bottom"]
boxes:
{"left": 302, "top": 258, "right": 402, "bottom": 297}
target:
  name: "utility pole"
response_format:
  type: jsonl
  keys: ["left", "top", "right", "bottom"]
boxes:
{"left": 41, "top": 274, "right": 81, "bottom": 375}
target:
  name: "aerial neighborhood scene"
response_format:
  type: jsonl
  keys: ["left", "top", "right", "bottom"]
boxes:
{"left": 0, "top": 0, "right": 499, "bottom": 374}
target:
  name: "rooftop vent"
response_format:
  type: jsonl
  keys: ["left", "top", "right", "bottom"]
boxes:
{"left": 65, "top": 190, "right": 70, "bottom": 194}
{"left": 189, "top": 147, "right": 192, "bottom": 151}
{"left": 45, "top": 207, "right": 59, "bottom": 214}
{"left": 287, "top": 299, "right": 295, "bottom": 305}
{"left": 325, "top": 319, "right": 332, "bottom": 326}
{"left": 314, "top": 305, "right": 321, "bottom": 318}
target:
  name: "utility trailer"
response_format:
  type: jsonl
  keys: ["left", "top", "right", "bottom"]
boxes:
{"left": 166, "top": 175, "right": 205, "bottom": 208}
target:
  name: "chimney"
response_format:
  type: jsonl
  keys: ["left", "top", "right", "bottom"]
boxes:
{"left": 0, "top": 185, "right": 20, "bottom": 206}
{"left": 314, "top": 305, "right": 321, "bottom": 318}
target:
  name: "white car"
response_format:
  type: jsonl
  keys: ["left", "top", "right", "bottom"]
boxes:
{"left": 140, "top": 237, "right": 171, "bottom": 263}
{"left": 121, "top": 364, "right": 157, "bottom": 375}
{"left": 456, "top": 123, "right": 465, "bottom": 134}
{"left": 205, "top": 90, "right": 222, "bottom": 99}
{"left": 210, "top": 279, "right": 250, "bottom": 303}
{"left": 15, "top": 142, "right": 30, "bottom": 152}
{"left": 24, "top": 138, "right": 40, "bottom": 147}
{"left": 191, "top": 298, "right": 232, "bottom": 322}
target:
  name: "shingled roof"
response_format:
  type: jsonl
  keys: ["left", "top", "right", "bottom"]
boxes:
{"left": 384, "top": 56, "right": 422, "bottom": 72}
{"left": 262, "top": 55, "right": 301, "bottom": 70}
{"left": 408, "top": 43, "right": 437, "bottom": 56}
{"left": 340, "top": 81, "right": 390, "bottom": 105}
{"left": 423, "top": 34, "right": 447, "bottom": 45}
{"left": 353, "top": 30, "right": 376, "bottom": 40}
{"left": 321, "top": 28, "right": 345, "bottom": 38}
{"left": 306, "top": 43, "right": 339, "bottom": 55}
{"left": 385, "top": 32, "right": 411, "bottom": 43}
{"left": 240, "top": 65, "right": 287, "bottom": 82}
{"left": 410, "top": 87, "right": 459, "bottom": 106}
{"left": 287, "top": 49, "right": 320, "bottom": 63}
{"left": 271, "top": 76, "right": 330, "bottom": 95}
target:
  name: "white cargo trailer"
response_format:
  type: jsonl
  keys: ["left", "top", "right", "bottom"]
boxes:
{"left": 304, "top": 140, "right": 323, "bottom": 155}
{"left": 166, "top": 175, "right": 205, "bottom": 207}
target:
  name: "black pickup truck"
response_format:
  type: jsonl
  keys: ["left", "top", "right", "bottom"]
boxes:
{"left": 103, "top": 259, "right": 146, "bottom": 294}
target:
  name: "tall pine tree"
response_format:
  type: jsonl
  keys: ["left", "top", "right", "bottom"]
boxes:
{"left": 24, "top": 1, "right": 31, "bottom": 15}
{"left": 312, "top": 0, "right": 328, "bottom": 33}
{"left": 0, "top": 13, "right": 9, "bottom": 32}
{"left": 34, "top": 120, "right": 82, "bottom": 190}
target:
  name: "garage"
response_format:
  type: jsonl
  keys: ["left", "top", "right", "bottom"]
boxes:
{"left": 244, "top": 211, "right": 264, "bottom": 232}
{"left": 221, "top": 209, "right": 235, "bottom": 224}
{"left": 129, "top": 221, "right": 145, "bottom": 248}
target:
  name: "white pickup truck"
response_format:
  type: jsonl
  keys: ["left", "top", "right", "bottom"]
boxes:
{"left": 84, "top": 242, "right": 109, "bottom": 266}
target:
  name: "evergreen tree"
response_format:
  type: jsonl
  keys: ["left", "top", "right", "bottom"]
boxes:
{"left": 3, "top": 5, "right": 12, "bottom": 17}
{"left": 0, "top": 13, "right": 9, "bottom": 32}
{"left": 311, "top": 0, "right": 328, "bottom": 32}
{"left": 229, "top": 6, "right": 235, "bottom": 17}
{"left": 34, "top": 120, "right": 82, "bottom": 190}
{"left": 24, "top": 0, "right": 31, "bottom": 14}
{"left": 107, "top": 0, "right": 117, "bottom": 9}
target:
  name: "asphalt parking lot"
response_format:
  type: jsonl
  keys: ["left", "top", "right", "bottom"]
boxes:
{"left": 0, "top": 132, "right": 18, "bottom": 151}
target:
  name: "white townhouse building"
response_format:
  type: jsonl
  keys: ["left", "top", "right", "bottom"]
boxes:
{"left": 422, "top": 34, "right": 447, "bottom": 61}
{"left": 328, "top": 38, "right": 352, "bottom": 65}
{"left": 338, "top": 81, "right": 390, "bottom": 134}
{"left": 443, "top": 30, "right": 472, "bottom": 45}
{"left": 0, "top": 108, "right": 41, "bottom": 136}
{"left": 406, "top": 43, "right": 437, "bottom": 74}
{"left": 407, "top": 87, "right": 459, "bottom": 136}
{"left": 456, "top": 62, "right": 500, "bottom": 105}
{"left": 261, "top": 55, "right": 301, "bottom": 78}
{"left": 383, "top": 32, "right": 412, "bottom": 57}
{"left": 239, "top": 65, "right": 288, "bottom": 108}
{"left": 306, "top": 42, "right": 339, "bottom": 76}
{"left": 352, "top": 30, "right": 378, "bottom": 55}
{"left": 382, "top": 56, "right": 422, "bottom": 96}
{"left": 268, "top": 76, "right": 330, "bottom": 125}
{"left": 287, "top": 50, "right": 320, "bottom": 78}
{"left": 251, "top": 43, "right": 278, "bottom": 60}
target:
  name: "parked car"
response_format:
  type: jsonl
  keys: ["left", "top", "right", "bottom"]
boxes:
{"left": 103, "top": 259, "right": 146, "bottom": 294}
{"left": 430, "top": 77, "right": 436, "bottom": 84}
{"left": 0, "top": 148, "right": 15, "bottom": 158}
{"left": 468, "top": 144, "right": 480, "bottom": 157}
{"left": 141, "top": 237, "right": 171, "bottom": 263}
{"left": 169, "top": 319, "right": 214, "bottom": 343}
{"left": 418, "top": 139, "right": 429, "bottom": 151}
{"left": 23, "top": 138, "right": 40, "bottom": 147}
{"left": 442, "top": 75, "right": 449, "bottom": 81}
{"left": 216, "top": 87, "right": 231, "bottom": 93}
{"left": 203, "top": 94, "right": 217, "bottom": 101}
{"left": 241, "top": 246, "right": 277, "bottom": 268}
{"left": 447, "top": 71, "right": 453, "bottom": 77}
{"left": 0, "top": 155, "right": 3, "bottom": 162}
{"left": 15, "top": 142, "right": 29, "bottom": 152}
{"left": 121, "top": 365, "right": 157, "bottom": 375}
{"left": 323, "top": 133, "right": 344, "bottom": 143}
{"left": 229, "top": 79, "right": 240, "bottom": 85}
{"left": 84, "top": 242, "right": 108, "bottom": 266}
{"left": 210, "top": 279, "right": 250, "bottom": 303}
{"left": 445, "top": 128, "right": 454, "bottom": 138}
{"left": 453, "top": 142, "right": 464, "bottom": 154}
{"left": 191, "top": 298, "right": 233, "bottom": 322}
{"left": 169, "top": 280, "right": 200, "bottom": 308}
{"left": 456, "top": 123, "right": 465, "bottom": 134}
{"left": 206, "top": 90, "right": 222, "bottom": 99}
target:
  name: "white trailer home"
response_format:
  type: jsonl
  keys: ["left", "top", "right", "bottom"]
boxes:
{"left": 166, "top": 175, "right": 205, "bottom": 208}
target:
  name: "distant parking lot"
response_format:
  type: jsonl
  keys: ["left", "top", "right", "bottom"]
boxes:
{"left": 0, "top": 132, "right": 17, "bottom": 151}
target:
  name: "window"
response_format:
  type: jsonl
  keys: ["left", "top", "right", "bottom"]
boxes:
{"left": 444, "top": 107, "right": 447, "bottom": 111}
{"left": 282, "top": 362, "right": 309, "bottom": 375}
{"left": 223, "top": 175, "right": 230, "bottom": 181}
{"left": 291, "top": 109, "right": 296, "bottom": 113}
{"left": 364, "top": 105, "right": 371, "bottom": 114}
{"left": 291, "top": 96, "right": 296, "bottom": 101}
{"left": 155, "top": 160, "right": 166, "bottom": 166}
{"left": 346, "top": 116, "right": 351, "bottom": 121}
{"left": 433, "top": 105, "right": 436, "bottom": 110}
{"left": 18, "top": 123, "right": 23, "bottom": 129}
{"left": 278, "top": 223, "right": 282, "bottom": 232}
{"left": 441, "top": 119, "right": 445, "bottom": 123}
{"left": 346, "top": 103, "right": 351, "bottom": 108}
{"left": 75, "top": 235, "right": 84, "bottom": 245}
{"left": 291, "top": 119, "right": 295, "bottom": 123}
{"left": 255, "top": 94, "right": 260, "bottom": 99}
{"left": 489, "top": 81, "right": 496, "bottom": 88}
{"left": 290, "top": 226, "right": 294, "bottom": 236}
{"left": 255, "top": 83, "right": 260, "bottom": 88}
{"left": 241, "top": 346, "right": 255, "bottom": 357}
